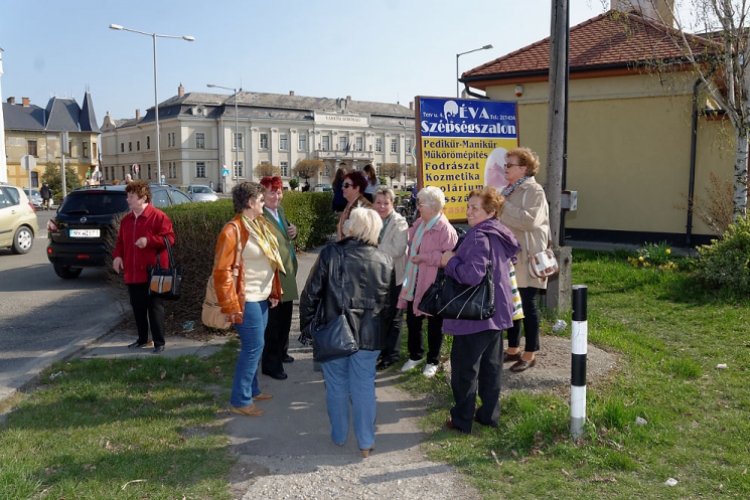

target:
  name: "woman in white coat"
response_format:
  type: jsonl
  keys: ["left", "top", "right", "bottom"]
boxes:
{"left": 499, "top": 147, "right": 551, "bottom": 373}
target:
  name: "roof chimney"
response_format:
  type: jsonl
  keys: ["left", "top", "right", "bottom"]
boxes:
{"left": 289, "top": 90, "right": 295, "bottom": 96}
{"left": 22, "top": 97, "right": 30, "bottom": 107}
{"left": 409, "top": 101, "right": 413, "bottom": 110}
{"left": 346, "top": 95, "right": 351, "bottom": 102}
{"left": 6, "top": 97, "right": 14, "bottom": 104}
{"left": 178, "top": 83, "right": 185, "bottom": 97}
{"left": 136, "top": 109, "right": 141, "bottom": 120}
{"left": 611, "top": 0, "right": 674, "bottom": 26}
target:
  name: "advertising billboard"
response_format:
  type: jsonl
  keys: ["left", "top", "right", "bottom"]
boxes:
{"left": 416, "top": 97, "right": 518, "bottom": 222}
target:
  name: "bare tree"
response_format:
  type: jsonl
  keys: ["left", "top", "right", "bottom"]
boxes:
{"left": 647, "top": 0, "right": 750, "bottom": 216}
{"left": 255, "top": 163, "right": 281, "bottom": 178}
{"left": 379, "top": 163, "right": 403, "bottom": 187}
{"left": 293, "top": 159, "right": 323, "bottom": 181}
{"left": 405, "top": 164, "right": 418, "bottom": 180}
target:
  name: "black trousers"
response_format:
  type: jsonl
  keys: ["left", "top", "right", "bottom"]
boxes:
{"left": 380, "top": 284, "right": 404, "bottom": 363}
{"left": 506, "top": 287, "right": 540, "bottom": 352}
{"left": 262, "top": 300, "right": 294, "bottom": 375}
{"left": 405, "top": 301, "right": 443, "bottom": 365}
{"left": 127, "top": 282, "right": 165, "bottom": 346}
{"left": 449, "top": 329, "right": 503, "bottom": 433}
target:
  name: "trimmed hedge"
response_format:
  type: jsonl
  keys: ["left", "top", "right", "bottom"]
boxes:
{"left": 107, "top": 192, "right": 337, "bottom": 333}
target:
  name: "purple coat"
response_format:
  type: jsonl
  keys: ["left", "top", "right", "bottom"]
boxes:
{"left": 442, "top": 218, "right": 521, "bottom": 336}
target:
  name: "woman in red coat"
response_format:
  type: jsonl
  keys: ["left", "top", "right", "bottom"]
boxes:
{"left": 112, "top": 180, "right": 175, "bottom": 354}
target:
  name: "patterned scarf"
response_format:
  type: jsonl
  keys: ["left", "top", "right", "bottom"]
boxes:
{"left": 399, "top": 213, "right": 442, "bottom": 302}
{"left": 242, "top": 215, "right": 285, "bottom": 274}
{"left": 503, "top": 176, "right": 529, "bottom": 198}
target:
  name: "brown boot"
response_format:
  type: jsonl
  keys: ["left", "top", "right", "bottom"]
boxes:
{"left": 231, "top": 404, "right": 265, "bottom": 417}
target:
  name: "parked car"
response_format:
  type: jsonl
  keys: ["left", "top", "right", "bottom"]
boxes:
{"left": 313, "top": 183, "right": 333, "bottom": 192}
{"left": 46, "top": 183, "right": 193, "bottom": 279}
{"left": 180, "top": 184, "right": 218, "bottom": 202}
{"left": 22, "top": 188, "right": 43, "bottom": 209}
{"left": 0, "top": 184, "right": 39, "bottom": 254}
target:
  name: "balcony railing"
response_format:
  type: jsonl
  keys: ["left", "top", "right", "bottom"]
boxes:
{"left": 315, "top": 149, "right": 373, "bottom": 161}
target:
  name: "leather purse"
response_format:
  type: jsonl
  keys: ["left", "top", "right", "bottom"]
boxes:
{"left": 202, "top": 222, "right": 241, "bottom": 330}
{"left": 419, "top": 261, "right": 495, "bottom": 320}
{"left": 310, "top": 245, "right": 359, "bottom": 362}
{"left": 148, "top": 237, "right": 182, "bottom": 300}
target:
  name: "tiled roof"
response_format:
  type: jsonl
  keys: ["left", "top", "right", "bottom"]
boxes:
{"left": 463, "top": 10, "right": 719, "bottom": 82}
{"left": 2, "top": 102, "right": 46, "bottom": 130}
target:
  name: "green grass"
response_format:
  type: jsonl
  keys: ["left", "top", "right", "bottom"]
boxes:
{"left": 406, "top": 249, "right": 750, "bottom": 499}
{"left": 0, "top": 340, "right": 241, "bottom": 499}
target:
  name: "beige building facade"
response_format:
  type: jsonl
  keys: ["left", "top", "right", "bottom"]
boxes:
{"left": 100, "top": 86, "right": 416, "bottom": 190}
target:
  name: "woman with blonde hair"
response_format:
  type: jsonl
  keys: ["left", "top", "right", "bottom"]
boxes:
{"left": 300, "top": 207, "right": 396, "bottom": 457}
{"left": 362, "top": 164, "right": 380, "bottom": 203}
{"left": 499, "top": 147, "right": 551, "bottom": 373}
{"left": 213, "top": 182, "right": 284, "bottom": 417}
{"left": 397, "top": 185, "right": 458, "bottom": 378}
{"left": 439, "top": 186, "right": 520, "bottom": 434}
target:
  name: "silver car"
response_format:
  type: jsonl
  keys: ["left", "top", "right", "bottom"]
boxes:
{"left": 182, "top": 184, "right": 218, "bottom": 202}
{"left": 22, "top": 188, "right": 43, "bottom": 209}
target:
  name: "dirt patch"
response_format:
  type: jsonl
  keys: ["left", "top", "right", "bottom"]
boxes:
{"left": 227, "top": 458, "right": 271, "bottom": 499}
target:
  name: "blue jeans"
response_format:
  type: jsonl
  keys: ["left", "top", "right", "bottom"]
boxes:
{"left": 231, "top": 300, "right": 268, "bottom": 408}
{"left": 321, "top": 349, "right": 380, "bottom": 450}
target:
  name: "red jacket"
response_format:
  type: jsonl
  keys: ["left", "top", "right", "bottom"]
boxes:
{"left": 112, "top": 204, "right": 175, "bottom": 284}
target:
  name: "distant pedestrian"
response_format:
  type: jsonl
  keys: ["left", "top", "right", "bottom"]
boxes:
{"left": 125, "top": 174, "right": 133, "bottom": 184}
{"left": 362, "top": 164, "right": 380, "bottom": 203}
{"left": 40, "top": 182, "right": 52, "bottom": 210}
{"left": 331, "top": 164, "right": 348, "bottom": 216}
{"left": 301, "top": 181, "right": 310, "bottom": 192}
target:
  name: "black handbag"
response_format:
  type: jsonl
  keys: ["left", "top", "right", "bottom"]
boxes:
{"left": 419, "top": 241, "right": 495, "bottom": 320}
{"left": 147, "top": 237, "right": 182, "bottom": 300}
{"left": 310, "top": 245, "right": 359, "bottom": 362}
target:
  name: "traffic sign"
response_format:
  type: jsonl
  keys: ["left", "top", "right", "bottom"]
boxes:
{"left": 132, "top": 163, "right": 140, "bottom": 174}
{"left": 222, "top": 168, "right": 230, "bottom": 177}
{"left": 21, "top": 155, "right": 37, "bottom": 171}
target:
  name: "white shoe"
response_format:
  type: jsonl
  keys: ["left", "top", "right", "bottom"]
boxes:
{"left": 423, "top": 363, "right": 438, "bottom": 378}
{"left": 401, "top": 358, "right": 423, "bottom": 372}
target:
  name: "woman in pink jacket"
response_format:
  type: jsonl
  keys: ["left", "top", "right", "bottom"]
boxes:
{"left": 397, "top": 186, "right": 458, "bottom": 378}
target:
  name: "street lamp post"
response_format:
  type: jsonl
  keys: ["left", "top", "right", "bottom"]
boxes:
{"left": 109, "top": 24, "right": 194, "bottom": 184}
{"left": 207, "top": 84, "right": 241, "bottom": 188}
{"left": 456, "top": 44, "right": 493, "bottom": 98}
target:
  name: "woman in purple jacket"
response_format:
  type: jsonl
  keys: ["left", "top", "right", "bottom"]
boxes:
{"left": 439, "top": 186, "right": 520, "bottom": 434}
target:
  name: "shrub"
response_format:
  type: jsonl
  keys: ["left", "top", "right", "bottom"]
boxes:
{"left": 626, "top": 241, "right": 676, "bottom": 270}
{"left": 693, "top": 216, "right": 750, "bottom": 295}
{"left": 280, "top": 191, "right": 338, "bottom": 249}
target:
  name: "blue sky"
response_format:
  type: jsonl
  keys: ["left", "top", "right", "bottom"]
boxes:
{"left": 1, "top": 0, "right": 611, "bottom": 123}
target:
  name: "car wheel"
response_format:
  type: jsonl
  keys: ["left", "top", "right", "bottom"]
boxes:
{"left": 53, "top": 264, "right": 83, "bottom": 279}
{"left": 11, "top": 226, "right": 34, "bottom": 254}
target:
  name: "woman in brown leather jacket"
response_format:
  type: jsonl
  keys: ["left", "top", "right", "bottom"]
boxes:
{"left": 213, "top": 182, "right": 283, "bottom": 418}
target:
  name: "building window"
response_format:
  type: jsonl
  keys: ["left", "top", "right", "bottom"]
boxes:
{"left": 93, "top": 142, "right": 98, "bottom": 159}
{"left": 375, "top": 138, "right": 382, "bottom": 152}
{"left": 339, "top": 136, "right": 347, "bottom": 151}
{"left": 391, "top": 139, "right": 397, "bottom": 153}
{"left": 68, "top": 141, "right": 72, "bottom": 155}
{"left": 196, "top": 133, "right": 205, "bottom": 149}
{"left": 279, "top": 134, "right": 288, "bottom": 151}
{"left": 147, "top": 165, "right": 152, "bottom": 180}
{"left": 405, "top": 138, "right": 412, "bottom": 153}
{"left": 129, "top": 142, "right": 132, "bottom": 152}
{"left": 120, "top": 143, "right": 124, "bottom": 153}
{"left": 325, "top": 164, "right": 331, "bottom": 176}
{"left": 234, "top": 161, "right": 244, "bottom": 178}
{"left": 147, "top": 136, "right": 151, "bottom": 149}
{"left": 356, "top": 137, "right": 363, "bottom": 151}
{"left": 196, "top": 162, "right": 206, "bottom": 178}
{"left": 298, "top": 134, "right": 306, "bottom": 151}
{"left": 259, "top": 133, "right": 269, "bottom": 150}
{"left": 83, "top": 142, "right": 89, "bottom": 158}
{"left": 136, "top": 140, "right": 140, "bottom": 151}
{"left": 27, "top": 140, "right": 38, "bottom": 157}
{"left": 376, "top": 163, "right": 382, "bottom": 175}
{"left": 31, "top": 172, "right": 39, "bottom": 187}
{"left": 322, "top": 136, "right": 330, "bottom": 151}
{"left": 234, "top": 132, "right": 243, "bottom": 150}
{"left": 281, "top": 161, "right": 289, "bottom": 177}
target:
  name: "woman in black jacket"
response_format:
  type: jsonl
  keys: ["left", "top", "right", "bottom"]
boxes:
{"left": 299, "top": 207, "right": 396, "bottom": 458}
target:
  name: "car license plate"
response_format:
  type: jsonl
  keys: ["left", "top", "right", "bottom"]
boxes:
{"left": 70, "top": 229, "right": 100, "bottom": 238}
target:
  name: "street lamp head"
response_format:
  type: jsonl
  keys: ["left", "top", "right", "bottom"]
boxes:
{"left": 207, "top": 84, "right": 216, "bottom": 88}
{"left": 109, "top": 24, "right": 124, "bottom": 30}
{"left": 482, "top": 44, "right": 493, "bottom": 50}
{"left": 182, "top": 36, "right": 195, "bottom": 42}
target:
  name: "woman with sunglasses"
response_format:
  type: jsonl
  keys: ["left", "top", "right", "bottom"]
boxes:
{"left": 336, "top": 170, "right": 373, "bottom": 240}
{"left": 499, "top": 147, "right": 551, "bottom": 373}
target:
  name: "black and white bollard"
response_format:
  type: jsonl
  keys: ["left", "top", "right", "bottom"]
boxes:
{"left": 570, "top": 285, "right": 588, "bottom": 439}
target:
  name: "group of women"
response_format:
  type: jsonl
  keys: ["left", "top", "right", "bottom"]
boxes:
{"left": 115, "top": 146, "right": 550, "bottom": 453}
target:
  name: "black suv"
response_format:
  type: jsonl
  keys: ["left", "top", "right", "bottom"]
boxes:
{"left": 47, "top": 183, "right": 192, "bottom": 279}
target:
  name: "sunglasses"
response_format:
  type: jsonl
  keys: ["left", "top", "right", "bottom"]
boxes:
{"left": 342, "top": 182, "right": 353, "bottom": 188}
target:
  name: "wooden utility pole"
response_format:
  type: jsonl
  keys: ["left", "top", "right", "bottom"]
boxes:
{"left": 545, "top": 0, "right": 572, "bottom": 313}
